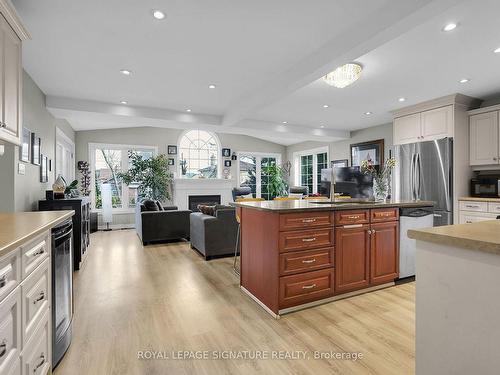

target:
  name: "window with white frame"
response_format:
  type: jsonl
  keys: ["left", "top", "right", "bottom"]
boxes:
{"left": 178, "top": 130, "right": 220, "bottom": 178}
{"left": 89, "top": 143, "right": 157, "bottom": 211}
{"left": 293, "top": 147, "right": 329, "bottom": 195}
{"left": 238, "top": 152, "right": 281, "bottom": 200}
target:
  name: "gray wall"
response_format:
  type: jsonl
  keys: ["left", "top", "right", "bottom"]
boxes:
{"left": 285, "top": 123, "right": 393, "bottom": 185}
{"left": 0, "top": 71, "right": 75, "bottom": 212}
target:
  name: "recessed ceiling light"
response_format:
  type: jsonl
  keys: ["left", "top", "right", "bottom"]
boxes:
{"left": 364, "top": 111, "right": 372, "bottom": 115}
{"left": 323, "top": 104, "right": 329, "bottom": 108}
{"left": 282, "top": 121, "right": 288, "bottom": 124}
{"left": 459, "top": 78, "right": 470, "bottom": 83}
{"left": 152, "top": 10, "right": 165, "bottom": 20}
{"left": 120, "top": 100, "right": 128, "bottom": 104}
{"left": 398, "top": 97, "right": 406, "bottom": 102}
{"left": 494, "top": 47, "right": 500, "bottom": 53}
{"left": 186, "top": 109, "right": 192, "bottom": 112}
{"left": 120, "top": 69, "right": 131, "bottom": 76}
{"left": 208, "top": 84, "right": 216, "bottom": 89}
{"left": 442, "top": 23, "right": 457, "bottom": 32}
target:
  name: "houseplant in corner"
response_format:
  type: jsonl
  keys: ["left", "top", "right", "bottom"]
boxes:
{"left": 118, "top": 152, "right": 174, "bottom": 203}
{"left": 361, "top": 157, "right": 396, "bottom": 202}
{"left": 262, "top": 164, "right": 288, "bottom": 200}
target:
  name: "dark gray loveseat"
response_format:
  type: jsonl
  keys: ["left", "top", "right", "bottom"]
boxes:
{"left": 135, "top": 200, "right": 191, "bottom": 245}
{"left": 190, "top": 205, "right": 238, "bottom": 260}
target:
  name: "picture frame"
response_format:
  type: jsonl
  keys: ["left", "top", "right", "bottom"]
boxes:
{"left": 167, "top": 145, "right": 177, "bottom": 155}
{"left": 31, "top": 133, "right": 41, "bottom": 166}
{"left": 168, "top": 158, "right": 175, "bottom": 166}
{"left": 20, "top": 127, "right": 31, "bottom": 163}
{"left": 331, "top": 159, "right": 348, "bottom": 168}
{"left": 350, "top": 139, "right": 384, "bottom": 167}
{"left": 40, "top": 155, "right": 48, "bottom": 183}
{"left": 224, "top": 160, "right": 232, "bottom": 167}
{"left": 222, "top": 148, "right": 231, "bottom": 157}
{"left": 231, "top": 152, "right": 237, "bottom": 161}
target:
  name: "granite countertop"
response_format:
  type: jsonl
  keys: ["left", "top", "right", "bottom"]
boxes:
{"left": 0, "top": 211, "right": 75, "bottom": 257}
{"left": 231, "top": 199, "right": 435, "bottom": 212}
{"left": 459, "top": 197, "right": 500, "bottom": 202}
{"left": 408, "top": 220, "right": 500, "bottom": 255}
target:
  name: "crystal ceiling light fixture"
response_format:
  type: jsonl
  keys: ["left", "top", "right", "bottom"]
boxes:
{"left": 323, "top": 63, "right": 363, "bottom": 88}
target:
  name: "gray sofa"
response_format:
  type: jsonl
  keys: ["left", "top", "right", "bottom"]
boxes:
{"left": 135, "top": 200, "right": 191, "bottom": 245}
{"left": 190, "top": 205, "right": 238, "bottom": 260}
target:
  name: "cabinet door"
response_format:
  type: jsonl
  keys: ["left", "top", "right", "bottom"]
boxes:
{"left": 469, "top": 111, "right": 499, "bottom": 166}
{"left": 393, "top": 113, "right": 421, "bottom": 145}
{"left": 459, "top": 212, "right": 498, "bottom": 224}
{"left": 334, "top": 225, "right": 370, "bottom": 294}
{"left": 0, "top": 14, "right": 21, "bottom": 140}
{"left": 370, "top": 221, "right": 399, "bottom": 285}
{"left": 421, "top": 105, "right": 453, "bottom": 140}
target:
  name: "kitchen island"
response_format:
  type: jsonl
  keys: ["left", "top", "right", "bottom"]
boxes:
{"left": 233, "top": 199, "right": 433, "bottom": 317}
{"left": 408, "top": 220, "right": 500, "bottom": 375}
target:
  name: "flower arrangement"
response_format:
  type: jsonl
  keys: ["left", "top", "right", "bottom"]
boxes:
{"left": 361, "top": 158, "right": 396, "bottom": 201}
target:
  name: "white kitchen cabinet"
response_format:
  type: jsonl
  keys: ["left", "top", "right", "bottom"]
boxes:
{"left": 458, "top": 199, "right": 500, "bottom": 224}
{"left": 469, "top": 111, "right": 499, "bottom": 166}
{"left": 393, "top": 105, "right": 454, "bottom": 145}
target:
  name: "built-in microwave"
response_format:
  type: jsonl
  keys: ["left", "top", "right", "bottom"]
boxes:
{"left": 471, "top": 173, "right": 500, "bottom": 197}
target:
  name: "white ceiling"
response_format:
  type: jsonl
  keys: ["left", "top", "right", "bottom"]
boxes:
{"left": 13, "top": 0, "right": 500, "bottom": 145}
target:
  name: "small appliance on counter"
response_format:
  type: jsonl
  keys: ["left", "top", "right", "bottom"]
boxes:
{"left": 470, "top": 171, "right": 500, "bottom": 198}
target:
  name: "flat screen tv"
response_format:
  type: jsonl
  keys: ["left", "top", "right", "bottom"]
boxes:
{"left": 319, "top": 166, "right": 374, "bottom": 199}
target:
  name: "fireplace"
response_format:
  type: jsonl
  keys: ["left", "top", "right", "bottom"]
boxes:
{"left": 188, "top": 195, "right": 221, "bottom": 211}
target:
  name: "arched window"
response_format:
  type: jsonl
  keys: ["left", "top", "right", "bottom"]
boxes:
{"left": 178, "top": 130, "right": 220, "bottom": 178}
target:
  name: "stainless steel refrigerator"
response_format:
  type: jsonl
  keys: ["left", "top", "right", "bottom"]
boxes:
{"left": 393, "top": 138, "right": 453, "bottom": 226}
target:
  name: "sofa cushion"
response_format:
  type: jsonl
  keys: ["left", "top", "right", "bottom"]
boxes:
{"left": 155, "top": 201, "right": 164, "bottom": 211}
{"left": 143, "top": 199, "right": 159, "bottom": 211}
{"left": 198, "top": 204, "right": 216, "bottom": 216}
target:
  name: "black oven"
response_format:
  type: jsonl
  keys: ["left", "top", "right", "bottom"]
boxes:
{"left": 471, "top": 174, "right": 500, "bottom": 198}
{"left": 51, "top": 219, "right": 73, "bottom": 368}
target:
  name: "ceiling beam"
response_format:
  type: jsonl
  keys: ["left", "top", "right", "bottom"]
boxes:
{"left": 222, "top": 0, "right": 464, "bottom": 127}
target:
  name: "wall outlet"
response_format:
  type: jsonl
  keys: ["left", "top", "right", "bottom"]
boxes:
{"left": 18, "top": 162, "right": 26, "bottom": 175}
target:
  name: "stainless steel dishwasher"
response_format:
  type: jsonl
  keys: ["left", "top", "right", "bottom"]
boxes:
{"left": 399, "top": 207, "right": 434, "bottom": 278}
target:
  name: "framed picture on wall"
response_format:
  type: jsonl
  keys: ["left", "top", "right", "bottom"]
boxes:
{"left": 224, "top": 160, "right": 232, "bottom": 167}
{"left": 168, "top": 158, "right": 175, "bottom": 166}
{"left": 331, "top": 159, "right": 348, "bottom": 168}
{"left": 167, "top": 145, "right": 177, "bottom": 155}
{"left": 222, "top": 148, "right": 231, "bottom": 157}
{"left": 350, "top": 139, "right": 384, "bottom": 167}
{"left": 31, "top": 133, "right": 41, "bottom": 166}
{"left": 40, "top": 155, "right": 48, "bottom": 182}
{"left": 20, "top": 127, "right": 31, "bottom": 162}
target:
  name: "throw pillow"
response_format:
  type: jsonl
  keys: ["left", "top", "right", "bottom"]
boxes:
{"left": 155, "top": 201, "right": 164, "bottom": 211}
{"left": 198, "top": 204, "right": 216, "bottom": 216}
{"left": 143, "top": 199, "right": 159, "bottom": 211}
{"left": 288, "top": 193, "right": 303, "bottom": 199}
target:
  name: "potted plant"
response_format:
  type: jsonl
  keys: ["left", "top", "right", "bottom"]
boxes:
{"left": 118, "top": 152, "right": 174, "bottom": 203}
{"left": 361, "top": 158, "right": 396, "bottom": 202}
{"left": 262, "top": 164, "right": 289, "bottom": 199}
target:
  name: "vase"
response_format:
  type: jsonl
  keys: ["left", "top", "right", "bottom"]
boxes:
{"left": 373, "top": 177, "right": 389, "bottom": 202}
{"left": 53, "top": 174, "right": 66, "bottom": 199}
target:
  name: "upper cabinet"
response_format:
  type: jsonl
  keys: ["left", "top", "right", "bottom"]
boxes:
{"left": 469, "top": 109, "right": 500, "bottom": 166}
{"left": 0, "top": 0, "right": 30, "bottom": 146}
{"left": 393, "top": 105, "right": 453, "bottom": 145}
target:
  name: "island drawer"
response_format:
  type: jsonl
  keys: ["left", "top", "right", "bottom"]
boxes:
{"left": 0, "top": 249, "right": 21, "bottom": 304}
{"left": 279, "top": 247, "right": 334, "bottom": 276}
{"left": 335, "top": 210, "right": 370, "bottom": 226}
{"left": 0, "top": 287, "right": 21, "bottom": 373}
{"left": 279, "top": 212, "right": 333, "bottom": 231}
{"left": 21, "top": 233, "right": 49, "bottom": 279}
{"left": 370, "top": 208, "right": 399, "bottom": 222}
{"left": 279, "top": 228, "right": 333, "bottom": 253}
{"left": 279, "top": 268, "right": 334, "bottom": 309}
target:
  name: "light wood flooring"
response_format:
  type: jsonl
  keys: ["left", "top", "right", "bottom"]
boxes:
{"left": 55, "top": 230, "right": 415, "bottom": 375}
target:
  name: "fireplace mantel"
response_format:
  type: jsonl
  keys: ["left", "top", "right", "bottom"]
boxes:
{"left": 172, "top": 178, "right": 234, "bottom": 210}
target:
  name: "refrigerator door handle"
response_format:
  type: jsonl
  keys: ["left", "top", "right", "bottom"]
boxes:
{"left": 410, "top": 153, "right": 416, "bottom": 200}
{"left": 416, "top": 153, "right": 422, "bottom": 200}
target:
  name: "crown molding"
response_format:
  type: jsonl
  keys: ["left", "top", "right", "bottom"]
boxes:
{"left": 0, "top": 0, "right": 31, "bottom": 40}
{"left": 391, "top": 93, "right": 482, "bottom": 118}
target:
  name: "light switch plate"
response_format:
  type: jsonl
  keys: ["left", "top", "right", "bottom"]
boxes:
{"left": 18, "top": 162, "right": 26, "bottom": 175}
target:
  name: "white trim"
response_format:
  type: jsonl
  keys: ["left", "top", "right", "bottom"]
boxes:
{"left": 236, "top": 151, "right": 282, "bottom": 198}
{"left": 240, "top": 286, "right": 280, "bottom": 319}
{"left": 292, "top": 146, "right": 329, "bottom": 194}
{"left": 55, "top": 127, "right": 76, "bottom": 182}
{"left": 176, "top": 129, "right": 222, "bottom": 179}
{"left": 88, "top": 142, "right": 158, "bottom": 212}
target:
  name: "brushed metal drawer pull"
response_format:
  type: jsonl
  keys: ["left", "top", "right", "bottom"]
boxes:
{"left": 0, "top": 275, "right": 7, "bottom": 288}
{"left": 302, "top": 258, "right": 316, "bottom": 264}
{"left": 32, "top": 249, "right": 45, "bottom": 257}
{"left": 33, "top": 354, "right": 45, "bottom": 372}
{"left": 0, "top": 340, "right": 6, "bottom": 357}
{"left": 302, "top": 238, "right": 316, "bottom": 242}
{"left": 33, "top": 291, "right": 45, "bottom": 304}
{"left": 347, "top": 215, "right": 360, "bottom": 219}
{"left": 302, "top": 218, "right": 316, "bottom": 223}
{"left": 302, "top": 284, "right": 316, "bottom": 290}
{"left": 465, "top": 205, "right": 479, "bottom": 209}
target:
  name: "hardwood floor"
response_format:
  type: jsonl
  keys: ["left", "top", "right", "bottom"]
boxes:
{"left": 55, "top": 230, "right": 415, "bottom": 375}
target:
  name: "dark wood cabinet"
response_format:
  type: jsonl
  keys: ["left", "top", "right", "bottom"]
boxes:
{"left": 370, "top": 221, "right": 399, "bottom": 285}
{"left": 334, "top": 225, "right": 371, "bottom": 293}
{"left": 39, "top": 197, "right": 91, "bottom": 270}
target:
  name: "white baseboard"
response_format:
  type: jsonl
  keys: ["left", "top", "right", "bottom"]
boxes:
{"left": 97, "top": 223, "right": 135, "bottom": 230}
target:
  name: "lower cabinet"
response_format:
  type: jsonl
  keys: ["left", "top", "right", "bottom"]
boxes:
{"left": 334, "top": 225, "right": 370, "bottom": 294}
{"left": 279, "top": 268, "right": 334, "bottom": 309}
{"left": 370, "top": 221, "right": 399, "bottom": 285}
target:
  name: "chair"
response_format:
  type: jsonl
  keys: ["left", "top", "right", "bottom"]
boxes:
{"left": 232, "top": 186, "right": 252, "bottom": 201}
{"left": 274, "top": 196, "right": 300, "bottom": 200}
{"left": 304, "top": 196, "right": 329, "bottom": 200}
{"left": 233, "top": 197, "right": 265, "bottom": 275}
{"left": 289, "top": 186, "right": 309, "bottom": 196}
